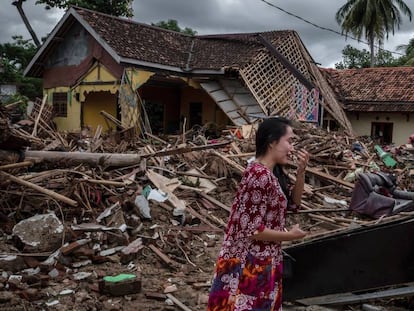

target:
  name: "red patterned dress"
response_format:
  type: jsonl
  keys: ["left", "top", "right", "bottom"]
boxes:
{"left": 207, "top": 162, "right": 287, "bottom": 311}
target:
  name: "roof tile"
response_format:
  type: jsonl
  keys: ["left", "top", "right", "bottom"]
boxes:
{"left": 76, "top": 8, "right": 294, "bottom": 71}
{"left": 322, "top": 67, "right": 414, "bottom": 103}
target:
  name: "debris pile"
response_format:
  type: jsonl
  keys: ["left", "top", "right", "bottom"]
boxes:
{"left": 0, "top": 104, "right": 413, "bottom": 310}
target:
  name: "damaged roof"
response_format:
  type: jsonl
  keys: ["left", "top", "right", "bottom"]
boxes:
{"left": 322, "top": 67, "right": 414, "bottom": 112}
{"left": 25, "top": 6, "right": 304, "bottom": 76}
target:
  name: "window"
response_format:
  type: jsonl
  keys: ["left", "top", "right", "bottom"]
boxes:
{"left": 53, "top": 92, "right": 67, "bottom": 117}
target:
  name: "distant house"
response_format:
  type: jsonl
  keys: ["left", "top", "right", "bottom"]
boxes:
{"left": 24, "top": 6, "right": 351, "bottom": 135}
{"left": 322, "top": 67, "right": 414, "bottom": 145}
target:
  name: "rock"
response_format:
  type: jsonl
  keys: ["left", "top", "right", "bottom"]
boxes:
{"left": 0, "top": 255, "right": 27, "bottom": 272}
{"left": 12, "top": 212, "right": 64, "bottom": 253}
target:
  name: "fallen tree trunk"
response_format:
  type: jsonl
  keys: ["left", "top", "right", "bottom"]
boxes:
{"left": 24, "top": 150, "right": 142, "bottom": 167}
{"left": 1, "top": 140, "right": 232, "bottom": 167}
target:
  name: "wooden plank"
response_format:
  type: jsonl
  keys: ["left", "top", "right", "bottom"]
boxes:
{"left": 213, "top": 150, "right": 245, "bottom": 174}
{"left": 305, "top": 166, "right": 354, "bottom": 189}
{"left": 198, "top": 192, "right": 231, "bottom": 213}
{"left": 148, "top": 244, "right": 179, "bottom": 268}
{"left": 146, "top": 169, "right": 186, "bottom": 213}
{"left": 32, "top": 94, "right": 47, "bottom": 137}
{"left": 165, "top": 293, "right": 193, "bottom": 311}
{"left": 0, "top": 161, "right": 33, "bottom": 170}
{"left": 141, "top": 140, "right": 232, "bottom": 158}
{"left": 1, "top": 171, "right": 78, "bottom": 207}
{"left": 185, "top": 205, "right": 223, "bottom": 231}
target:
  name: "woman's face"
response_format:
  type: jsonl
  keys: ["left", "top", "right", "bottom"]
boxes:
{"left": 269, "top": 126, "right": 294, "bottom": 165}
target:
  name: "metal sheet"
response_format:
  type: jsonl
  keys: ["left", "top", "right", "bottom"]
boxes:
{"left": 282, "top": 217, "right": 414, "bottom": 302}
{"left": 296, "top": 283, "right": 414, "bottom": 306}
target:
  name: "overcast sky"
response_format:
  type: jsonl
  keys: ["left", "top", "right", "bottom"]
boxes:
{"left": 2, "top": 0, "right": 414, "bottom": 68}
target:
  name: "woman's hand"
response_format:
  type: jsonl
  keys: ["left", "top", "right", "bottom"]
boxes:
{"left": 296, "top": 149, "right": 309, "bottom": 173}
{"left": 288, "top": 224, "right": 307, "bottom": 240}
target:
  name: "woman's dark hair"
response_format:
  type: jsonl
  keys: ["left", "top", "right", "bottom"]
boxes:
{"left": 255, "top": 117, "right": 292, "bottom": 199}
{"left": 255, "top": 117, "right": 292, "bottom": 158}
{"left": 273, "top": 164, "right": 290, "bottom": 200}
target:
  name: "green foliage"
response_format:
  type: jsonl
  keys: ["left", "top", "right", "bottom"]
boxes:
{"left": 336, "top": 0, "right": 412, "bottom": 66}
{"left": 2, "top": 93, "right": 29, "bottom": 117}
{"left": 397, "top": 37, "right": 414, "bottom": 65}
{"left": 152, "top": 19, "right": 197, "bottom": 36}
{"left": 0, "top": 36, "right": 42, "bottom": 101}
{"left": 376, "top": 49, "right": 403, "bottom": 67}
{"left": 335, "top": 45, "right": 371, "bottom": 69}
{"left": 35, "top": 0, "right": 134, "bottom": 17}
{"left": 335, "top": 44, "right": 403, "bottom": 69}
{"left": 0, "top": 36, "right": 37, "bottom": 72}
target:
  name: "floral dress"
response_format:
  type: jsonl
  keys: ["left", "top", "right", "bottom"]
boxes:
{"left": 207, "top": 162, "right": 287, "bottom": 311}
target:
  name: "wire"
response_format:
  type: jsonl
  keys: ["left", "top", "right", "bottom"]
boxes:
{"left": 259, "top": 0, "right": 405, "bottom": 56}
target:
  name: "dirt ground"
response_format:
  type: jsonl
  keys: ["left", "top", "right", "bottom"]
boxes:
{"left": 1, "top": 200, "right": 413, "bottom": 311}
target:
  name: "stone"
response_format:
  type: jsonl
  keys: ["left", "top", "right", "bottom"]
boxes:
{"left": 0, "top": 255, "right": 27, "bottom": 272}
{"left": 12, "top": 212, "right": 64, "bottom": 253}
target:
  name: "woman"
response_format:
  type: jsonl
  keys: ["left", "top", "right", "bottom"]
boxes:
{"left": 207, "top": 117, "right": 307, "bottom": 311}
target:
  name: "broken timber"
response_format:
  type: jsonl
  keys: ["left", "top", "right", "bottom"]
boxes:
{"left": 7, "top": 140, "right": 232, "bottom": 167}
{"left": 1, "top": 171, "right": 78, "bottom": 207}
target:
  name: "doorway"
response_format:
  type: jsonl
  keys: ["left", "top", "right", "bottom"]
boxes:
{"left": 371, "top": 122, "right": 393, "bottom": 144}
{"left": 189, "top": 102, "right": 202, "bottom": 128}
{"left": 144, "top": 100, "right": 164, "bottom": 134}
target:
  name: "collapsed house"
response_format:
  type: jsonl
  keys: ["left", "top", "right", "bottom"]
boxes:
{"left": 24, "top": 6, "right": 351, "bottom": 136}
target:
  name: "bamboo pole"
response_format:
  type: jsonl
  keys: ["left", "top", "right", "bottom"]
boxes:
{"left": 1, "top": 171, "right": 78, "bottom": 207}
{"left": 0, "top": 161, "right": 33, "bottom": 171}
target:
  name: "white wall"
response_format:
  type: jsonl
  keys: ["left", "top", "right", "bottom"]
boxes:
{"left": 347, "top": 111, "right": 414, "bottom": 146}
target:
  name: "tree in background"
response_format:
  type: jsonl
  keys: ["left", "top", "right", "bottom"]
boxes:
{"left": 336, "top": 0, "right": 412, "bottom": 67}
{"left": 12, "top": 0, "right": 134, "bottom": 49}
{"left": 35, "top": 0, "right": 134, "bottom": 17}
{"left": 0, "top": 36, "right": 42, "bottom": 102}
{"left": 397, "top": 37, "right": 414, "bottom": 65}
{"left": 152, "top": 19, "right": 197, "bottom": 36}
{"left": 335, "top": 44, "right": 403, "bottom": 69}
{"left": 12, "top": 0, "right": 41, "bottom": 47}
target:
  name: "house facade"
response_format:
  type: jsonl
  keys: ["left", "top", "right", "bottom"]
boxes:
{"left": 25, "top": 6, "right": 352, "bottom": 136}
{"left": 322, "top": 67, "right": 414, "bottom": 146}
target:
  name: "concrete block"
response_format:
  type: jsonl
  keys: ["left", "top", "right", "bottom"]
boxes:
{"left": 99, "top": 273, "right": 141, "bottom": 296}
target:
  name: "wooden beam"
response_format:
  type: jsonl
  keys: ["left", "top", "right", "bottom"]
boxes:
{"left": 1, "top": 171, "right": 78, "bottom": 207}
{"left": 198, "top": 192, "right": 231, "bottom": 213}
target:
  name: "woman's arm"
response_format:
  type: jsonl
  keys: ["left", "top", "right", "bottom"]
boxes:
{"left": 291, "top": 149, "right": 309, "bottom": 206}
{"left": 251, "top": 224, "right": 306, "bottom": 242}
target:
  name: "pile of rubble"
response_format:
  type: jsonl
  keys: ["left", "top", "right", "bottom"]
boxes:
{"left": 0, "top": 101, "right": 414, "bottom": 310}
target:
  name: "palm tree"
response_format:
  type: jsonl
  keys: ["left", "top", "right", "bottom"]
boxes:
{"left": 336, "top": 0, "right": 412, "bottom": 67}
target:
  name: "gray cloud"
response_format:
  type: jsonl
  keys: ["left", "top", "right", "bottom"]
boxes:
{"left": 2, "top": 0, "right": 413, "bottom": 68}
{"left": 1, "top": 2, "right": 63, "bottom": 43}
